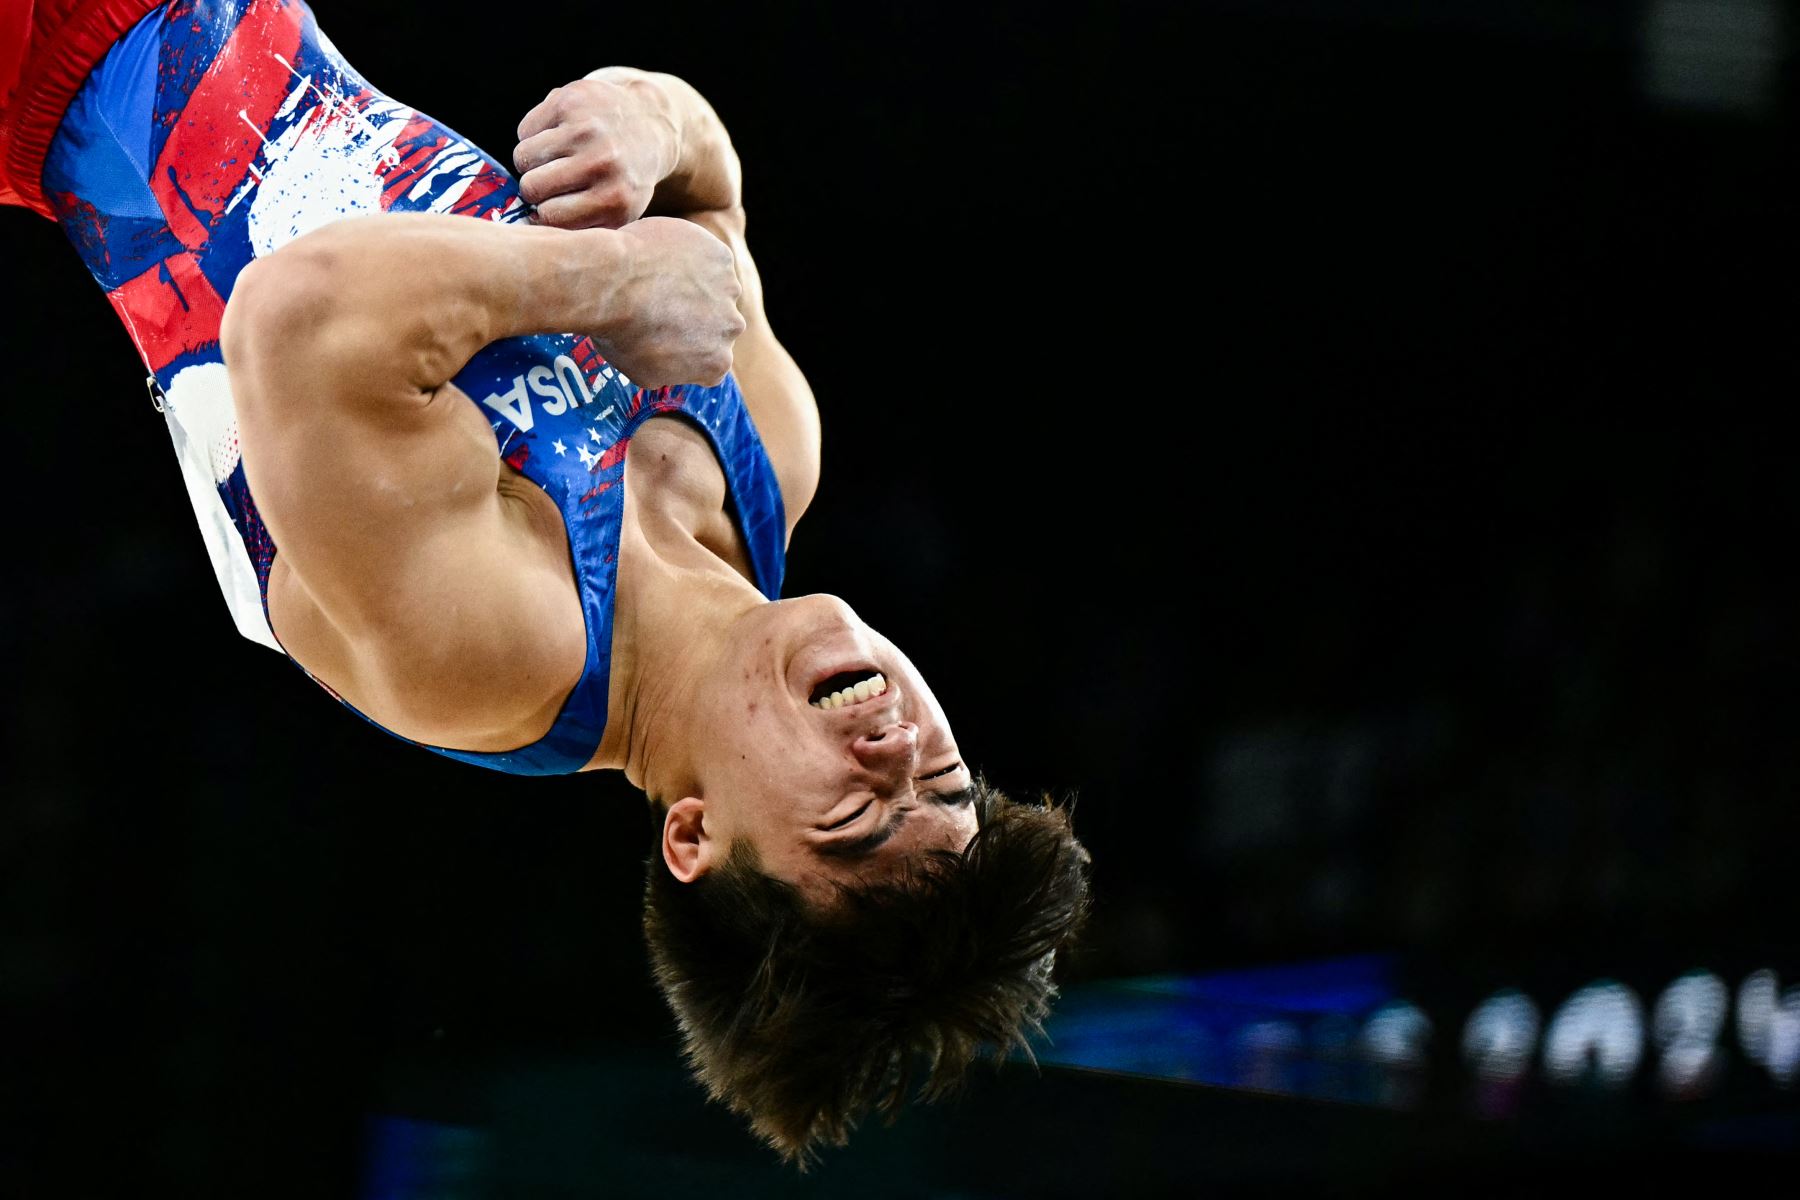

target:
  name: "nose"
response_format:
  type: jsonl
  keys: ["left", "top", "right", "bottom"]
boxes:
{"left": 852, "top": 720, "right": 920, "bottom": 782}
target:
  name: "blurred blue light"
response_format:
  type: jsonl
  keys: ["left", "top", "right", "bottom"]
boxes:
{"left": 1025, "top": 955, "right": 1404, "bottom": 1104}
{"left": 362, "top": 1116, "right": 492, "bottom": 1200}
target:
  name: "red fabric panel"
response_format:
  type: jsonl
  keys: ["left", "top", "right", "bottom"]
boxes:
{"left": 0, "top": 2, "right": 34, "bottom": 113}
{"left": 105, "top": 250, "right": 227, "bottom": 372}
{"left": 0, "top": 0, "right": 37, "bottom": 206}
{"left": 149, "top": 0, "right": 302, "bottom": 248}
{"left": 0, "top": 0, "right": 163, "bottom": 217}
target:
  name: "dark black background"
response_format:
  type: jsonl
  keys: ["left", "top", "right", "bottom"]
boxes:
{"left": 2, "top": 0, "right": 1796, "bottom": 1194}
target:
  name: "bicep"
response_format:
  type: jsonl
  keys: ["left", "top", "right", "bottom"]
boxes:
{"left": 225, "top": 268, "right": 584, "bottom": 746}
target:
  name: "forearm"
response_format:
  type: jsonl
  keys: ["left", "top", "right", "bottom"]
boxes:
{"left": 226, "top": 213, "right": 628, "bottom": 395}
{"left": 584, "top": 66, "right": 742, "bottom": 214}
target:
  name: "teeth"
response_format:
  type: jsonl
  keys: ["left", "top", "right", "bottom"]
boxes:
{"left": 813, "top": 673, "right": 887, "bottom": 709}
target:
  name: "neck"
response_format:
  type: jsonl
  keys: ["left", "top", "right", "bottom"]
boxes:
{"left": 594, "top": 526, "right": 765, "bottom": 795}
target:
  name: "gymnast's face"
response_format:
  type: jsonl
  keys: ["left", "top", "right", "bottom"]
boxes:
{"left": 660, "top": 594, "right": 978, "bottom": 901}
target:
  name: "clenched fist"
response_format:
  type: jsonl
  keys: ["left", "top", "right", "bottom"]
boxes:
{"left": 515, "top": 76, "right": 678, "bottom": 231}
{"left": 592, "top": 217, "right": 745, "bottom": 389}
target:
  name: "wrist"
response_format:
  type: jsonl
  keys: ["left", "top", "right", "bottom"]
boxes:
{"left": 588, "top": 67, "right": 737, "bottom": 210}
{"left": 584, "top": 66, "right": 684, "bottom": 183}
{"left": 570, "top": 225, "right": 634, "bottom": 342}
{"left": 638, "top": 75, "right": 686, "bottom": 184}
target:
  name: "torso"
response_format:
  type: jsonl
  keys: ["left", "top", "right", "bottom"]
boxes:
{"left": 41, "top": 0, "right": 789, "bottom": 774}
{"left": 268, "top": 410, "right": 758, "bottom": 763}
{"left": 613, "top": 415, "right": 760, "bottom": 588}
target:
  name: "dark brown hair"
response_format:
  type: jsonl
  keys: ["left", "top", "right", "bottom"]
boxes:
{"left": 641, "top": 780, "right": 1091, "bottom": 1166}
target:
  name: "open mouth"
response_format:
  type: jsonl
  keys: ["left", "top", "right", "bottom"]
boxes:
{"left": 809, "top": 670, "right": 889, "bottom": 710}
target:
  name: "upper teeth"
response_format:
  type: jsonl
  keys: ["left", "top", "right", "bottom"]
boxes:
{"left": 813, "top": 674, "right": 888, "bottom": 709}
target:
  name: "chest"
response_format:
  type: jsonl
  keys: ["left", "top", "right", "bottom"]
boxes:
{"left": 616, "top": 418, "right": 758, "bottom": 585}
{"left": 457, "top": 331, "right": 759, "bottom": 587}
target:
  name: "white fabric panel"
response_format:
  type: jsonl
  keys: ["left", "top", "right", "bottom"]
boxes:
{"left": 160, "top": 362, "right": 282, "bottom": 653}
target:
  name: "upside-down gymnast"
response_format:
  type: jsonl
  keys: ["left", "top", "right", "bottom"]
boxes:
{"left": 1, "top": 0, "right": 1089, "bottom": 1162}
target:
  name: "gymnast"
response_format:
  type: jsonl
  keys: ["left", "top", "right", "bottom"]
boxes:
{"left": 0, "top": 0, "right": 1089, "bottom": 1162}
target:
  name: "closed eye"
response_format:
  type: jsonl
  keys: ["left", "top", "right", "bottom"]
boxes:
{"left": 918, "top": 762, "right": 961, "bottom": 781}
{"left": 822, "top": 800, "right": 871, "bottom": 831}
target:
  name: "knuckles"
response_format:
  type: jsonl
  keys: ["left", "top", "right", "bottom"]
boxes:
{"left": 574, "top": 146, "right": 620, "bottom": 179}
{"left": 563, "top": 81, "right": 623, "bottom": 127}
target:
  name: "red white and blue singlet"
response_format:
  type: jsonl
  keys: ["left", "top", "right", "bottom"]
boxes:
{"left": 36, "top": 0, "right": 788, "bottom": 773}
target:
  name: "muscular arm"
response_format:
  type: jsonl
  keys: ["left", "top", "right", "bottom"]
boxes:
{"left": 516, "top": 71, "right": 822, "bottom": 535}
{"left": 681, "top": 204, "right": 819, "bottom": 536}
{"left": 224, "top": 214, "right": 741, "bottom": 748}
{"left": 231, "top": 217, "right": 626, "bottom": 410}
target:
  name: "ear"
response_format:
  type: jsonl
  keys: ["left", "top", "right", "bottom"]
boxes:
{"left": 661, "top": 796, "right": 716, "bottom": 884}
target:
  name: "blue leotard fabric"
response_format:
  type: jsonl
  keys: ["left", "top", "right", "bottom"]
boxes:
{"left": 42, "top": 0, "right": 787, "bottom": 774}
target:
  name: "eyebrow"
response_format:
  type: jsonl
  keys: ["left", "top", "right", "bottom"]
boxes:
{"left": 814, "top": 786, "right": 974, "bottom": 861}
